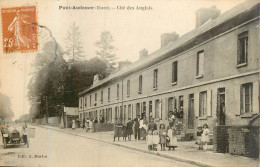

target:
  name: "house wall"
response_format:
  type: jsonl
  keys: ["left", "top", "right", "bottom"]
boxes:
{"left": 79, "top": 16, "right": 259, "bottom": 134}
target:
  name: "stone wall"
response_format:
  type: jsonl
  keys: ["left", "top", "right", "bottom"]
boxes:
{"left": 213, "top": 125, "right": 230, "bottom": 153}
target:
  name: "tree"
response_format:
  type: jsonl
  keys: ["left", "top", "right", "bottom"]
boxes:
{"left": 28, "top": 41, "right": 68, "bottom": 118}
{"left": 0, "top": 93, "right": 13, "bottom": 120}
{"left": 64, "top": 22, "right": 84, "bottom": 61}
{"left": 96, "top": 31, "right": 117, "bottom": 71}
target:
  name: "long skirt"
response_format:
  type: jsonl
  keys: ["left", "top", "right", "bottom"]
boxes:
{"left": 140, "top": 128, "right": 147, "bottom": 139}
{"left": 114, "top": 127, "right": 122, "bottom": 137}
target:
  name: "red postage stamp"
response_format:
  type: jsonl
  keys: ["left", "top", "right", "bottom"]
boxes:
{"left": 1, "top": 6, "right": 38, "bottom": 53}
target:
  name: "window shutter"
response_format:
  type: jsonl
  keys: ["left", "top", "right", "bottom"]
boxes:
{"left": 194, "top": 93, "right": 199, "bottom": 117}
{"left": 165, "top": 98, "right": 168, "bottom": 119}
{"left": 240, "top": 85, "right": 243, "bottom": 115}
{"left": 207, "top": 90, "right": 212, "bottom": 117}
{"left": 159, "top": 99, "right": 162, "bottom": 119}
{"left": 253, "top": 82, "right": 258, "bottom": 113}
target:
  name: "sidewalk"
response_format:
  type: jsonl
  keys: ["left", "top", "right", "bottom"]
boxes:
{"left": 34, "top": 125, "right": 258, "bottom": 167}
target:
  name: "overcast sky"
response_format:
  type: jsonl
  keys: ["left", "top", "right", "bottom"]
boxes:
{"left": 0, "top": 0, "right": 245, "bottom": 120}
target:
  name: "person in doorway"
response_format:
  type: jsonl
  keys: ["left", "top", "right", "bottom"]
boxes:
{"left": 148, "top": 117, "right": 157, "bottom": 133}
{"left": 201, "top": 123, "right": 210, "bottom": 150}
{"left": 83, "top": 117, "right": 86, "bottom": 129}
{"left": 133, "top": 115, "right": 140, "bottom": 140}
{"left": 88, "top": 119, "right": 94, "bottom": 132}
{"left": 93, "top": 117, "right": 98, "bottom": 123}
{"left": 99, "top": 115, "right": 104, "bottom": 123}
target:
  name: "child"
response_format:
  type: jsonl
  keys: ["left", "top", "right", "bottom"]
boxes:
{"left": 152, "top": 130, "right": 160, "bottom": 151}
{"left": 201, "top": 123, "right": 210, "bottom": 150}
{"left": 196, "top": 125, "right": 203, "bottom": 150}
{"left": 146, "top": 131, "right": 153, "bottom": 150}
{"left": 159, "top": 124, "right": 167, "bottom": 151}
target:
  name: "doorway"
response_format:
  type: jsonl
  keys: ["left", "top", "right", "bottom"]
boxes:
{"left": 188, "top": 94, "right": 194, "bottom": 129}
{"left": 217, "top": 88, "right": 226, "bottom": 125}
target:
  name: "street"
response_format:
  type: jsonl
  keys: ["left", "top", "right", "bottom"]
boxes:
{"left": 0, "top": 125, "right": 198, "bottom": 167}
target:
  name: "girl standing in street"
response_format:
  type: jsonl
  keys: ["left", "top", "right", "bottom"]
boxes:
{"left": 72, "top": 120, "right": 76, "bottom": 130}
{"left": 159, "top": 124, "right": 167, "bottom": 151}
{"left": 201, "top": 123, "right": 210, "bottom": 150}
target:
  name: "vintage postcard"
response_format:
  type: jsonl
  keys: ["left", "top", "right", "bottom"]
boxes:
{"left": 0, "top": 0, "right": 259, "bottom": 167}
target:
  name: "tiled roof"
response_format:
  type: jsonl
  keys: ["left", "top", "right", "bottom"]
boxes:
{"left": 79, "top": 0, "right": 260, "bottom": 96}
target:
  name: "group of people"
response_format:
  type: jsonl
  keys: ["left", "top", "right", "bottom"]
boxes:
{"left": 196, "top": 123, "right": 210, "bottom": 150}
{"left": 113, "top": 115, "right": 179, "bottom": 151}
{"left": 72, "top": 115, "right": 105, "bottom": 132}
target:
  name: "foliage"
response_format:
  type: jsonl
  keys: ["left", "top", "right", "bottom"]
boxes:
{"left": 28, "top": 41, "right": 68, "bottom": 118}
{"left": 0, "top": 93, "right": 13, "bottom": 119}
{"left": 64, "top": 22, "right": 84, "bottom": 61}
{"left": 96, "top": 31, "right": 117, "bottom": 70}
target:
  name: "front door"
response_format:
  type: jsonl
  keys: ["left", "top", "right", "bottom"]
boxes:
{"left": 217, "top": 88, "right": 226, "bottom": 125}
{"left": 188, "top": 94, "right": 194, "bottom": 129}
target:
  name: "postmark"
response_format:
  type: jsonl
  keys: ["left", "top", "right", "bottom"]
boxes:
{"left": 1, "top": 6, "right": 38, "bottom": 53}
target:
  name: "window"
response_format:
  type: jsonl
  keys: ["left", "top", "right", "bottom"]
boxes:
{"left": 168, "top": 97, "right": 174, "bottom": 117}
{"left": 237, "top": 31, "right": 248, "bottom": 66}
{"left": 172, "top": 61, "right": 178, "bottom": 84}
{"left": 139, "top": 75, "right": 142, "bottom": 93}
{"left": 90, "top": 95, "right": 92, "bottom": 107}
{"left": 153, "top": 69, "right": 158, "bottom": 89}
{"left": 142, "top": 102, "right": 146, "bottom": 116}
{"left": 240, "top": 83, "right": 253, "bottom": 114}
{"left": 199, "top": 91, "right": 207, "bottom": 117}
{"left": 84, "top": 96, "right": 87, "bottom": 107}
{"left": 117, "top": 84, "right": 119, "bottom": 99}
{"left": 108, "top": 88, "right": 110, "bottom": 101}
{"left": 101, "top": 90, "right": 103, "bottom": 103}
{"left": 127, "top": 80, "right": 130, "bottom": 97}
{"left": 155, "top": 99, "right": 161, "bottom": 119}
{"left": 80, "top": 98, "right": 83, "bottom": 109}
{"left": 95, "top": 93, "right": 97, "bottom": 102}
{"left": 196, "top": 51, "right": 204, "bottom": 77}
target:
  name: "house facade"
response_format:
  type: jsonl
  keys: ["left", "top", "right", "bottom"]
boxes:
{"left": 78, "top": 2, "right": 260, "bottom": 138}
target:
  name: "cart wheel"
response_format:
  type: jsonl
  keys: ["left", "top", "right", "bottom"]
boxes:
{"left": 3, "top": 137, "right": 7, "bottom": 149}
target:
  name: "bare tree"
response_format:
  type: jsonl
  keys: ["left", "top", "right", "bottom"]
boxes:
{"left": 64, "top": 22, "right": 84, "bottom": 61}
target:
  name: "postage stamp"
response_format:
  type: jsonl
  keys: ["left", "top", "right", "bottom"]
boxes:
{"left": 1, "top": 6, "right": 38, "bottom": 53}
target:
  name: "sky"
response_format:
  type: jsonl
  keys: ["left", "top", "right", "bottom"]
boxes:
{"left": 0, "top": 0, "right": 245, "bottom": 120}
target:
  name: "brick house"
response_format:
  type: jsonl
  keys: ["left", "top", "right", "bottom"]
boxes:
{"left": 78, "top": 1, "right": 260, "bottom": 138}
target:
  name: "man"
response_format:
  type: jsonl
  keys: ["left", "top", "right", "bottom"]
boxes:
{"left": 83, "top": 117, "right": 86, "bottom": 129}
{"left": 133, "top": 115, "right": 140, "bottom": 140}
{"left": 148, "top": 117, "right": 157, "bottom": 133}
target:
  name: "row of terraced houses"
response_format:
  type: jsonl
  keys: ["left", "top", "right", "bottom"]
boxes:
{"left": 78, "top": 1, "right": 260, "bottom": 139}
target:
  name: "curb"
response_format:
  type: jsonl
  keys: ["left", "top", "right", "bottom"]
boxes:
{"left": 34, "top": 125, "right": 215, "bottom": 167}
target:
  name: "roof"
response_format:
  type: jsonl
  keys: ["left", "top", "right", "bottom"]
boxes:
{"left": 64, "top": 107, "right": 79, "bottom": 115}
{"left": 79, "top": 1, "right": 260, "bottom": 96}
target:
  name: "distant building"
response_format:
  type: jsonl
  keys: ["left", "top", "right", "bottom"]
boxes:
{"left": 79, "top": 2, "right": 259, "bottom": 138}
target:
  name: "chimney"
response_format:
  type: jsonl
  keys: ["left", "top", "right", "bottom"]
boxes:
{"left": 139, "top": 49, "right": 148, "bottom": 59}
{"left": 161, "top": 32, "right": 179, "bottom": 48}
{"left": 93, "top": 74, "right": 100, "bottom": 85}
{"left": 196, "top": 5, "right": 220, "bottom": 28}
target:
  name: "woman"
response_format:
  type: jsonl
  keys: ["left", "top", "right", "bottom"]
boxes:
{"left": 139, "top": 117, "right": 148, "bottom": 140}
{"left": 126, "top": 118, "right": 133, "bottom": 141}
{"left": 72, "top": 120, "right": 76, "bottom": 130}
{"left": 166, "top": 118, "right": 178, "bottom": 150}
{"left": 113, "top": 118, "right": 123, "bottom": 142}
